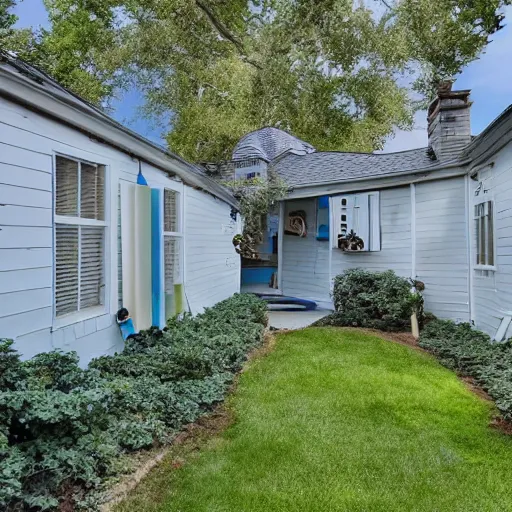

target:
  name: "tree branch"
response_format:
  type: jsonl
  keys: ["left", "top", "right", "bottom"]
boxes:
{"left": 194, "top": 0, "right": 262, "bottom": 69}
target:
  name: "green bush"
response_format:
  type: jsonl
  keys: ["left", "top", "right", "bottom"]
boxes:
{"left": 0, "top": 294, "right": 267, "bottom": 511}
{"left": 419, "top": 320, "right": 512, "bottom": 421}
{"left": 316, "top": 269, "right": 423, "bottom": 331}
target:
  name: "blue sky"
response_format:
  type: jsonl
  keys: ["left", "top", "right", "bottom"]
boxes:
{"left": 13, "top": 1, "right": 512, "bottom": 153}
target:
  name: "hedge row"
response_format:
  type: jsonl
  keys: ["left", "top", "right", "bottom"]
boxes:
{"left": 0, "top": 294, "right": 267, "bottom": 511}
{"left": 419, "top": 320, "right": 512, "bottom": 420}
{"left": 315, "top": 269, "right": 424, "bottom": 332}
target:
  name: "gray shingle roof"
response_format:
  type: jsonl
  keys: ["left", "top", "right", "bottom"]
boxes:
{"left": 273, "top": 148, "right": 441, "bottom": 187}
{"left": 232, "top": 127, "right": 315, "bottom": 162}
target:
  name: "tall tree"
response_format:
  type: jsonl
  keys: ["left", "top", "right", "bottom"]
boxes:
{"left": 2, "top": 0, "right": 510, "bottom": 160}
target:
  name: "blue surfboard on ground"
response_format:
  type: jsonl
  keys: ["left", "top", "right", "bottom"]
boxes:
{"left": 255, "top": 294, "right": 317, "bottom": 311}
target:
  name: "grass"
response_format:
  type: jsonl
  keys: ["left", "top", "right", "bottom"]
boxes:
{"left": 115, "top": 327, "right": 512, "bottom": 512}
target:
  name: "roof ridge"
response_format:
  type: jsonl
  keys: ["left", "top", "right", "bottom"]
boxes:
{"left": 278, "top": 147, "right": 429, "bottom": 158}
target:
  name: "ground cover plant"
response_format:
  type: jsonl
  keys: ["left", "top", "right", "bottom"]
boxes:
{"left": 419, "top": 319, "right": 512, "bottom": 421}
{"left": 316, "top": 268, "right": 424, "bottom": 331}
{"left": 0, "top": 294, "right": 267, "bottom": 511}
{"left": 115, "top": 328, "right": 512, "bottom": 512}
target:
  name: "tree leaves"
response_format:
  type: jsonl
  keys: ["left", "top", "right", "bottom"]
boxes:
{"left": 2, "top": 0, "right": 510, "bottom": 159}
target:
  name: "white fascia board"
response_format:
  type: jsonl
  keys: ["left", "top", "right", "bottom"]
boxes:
{"left": 0, "top": 68, "right": 239, "bottom": 209}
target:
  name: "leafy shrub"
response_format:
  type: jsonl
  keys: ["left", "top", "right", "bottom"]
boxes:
{"left": 316, "top": 269, "right": 423, "bottom": 331}
{"left": 419, "top": 320, "right": 512, "bottom": 421}
{"left": 0, "top": 293, "right": 267, "bottom": 511}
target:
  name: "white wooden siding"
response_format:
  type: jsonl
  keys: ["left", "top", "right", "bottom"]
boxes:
{"left": 415, "top": 177, "right": 470, "bottom": 320}
{"left": 0, "top": 96, "right": 237, "bottom": 364}
{"left": 281, "top": 184, "right": 471, "bottom": 323}
{"left": 331, "top": 186, "right": 412, "bottom": 279}
{"left": 470, "top": 141, "right": 512, "bottom": 337}
{"left": 281, "top": 199, "right": 330, "bottom": 302}
{"left": 184, "top": 187, "right": 240, "bottom": 314}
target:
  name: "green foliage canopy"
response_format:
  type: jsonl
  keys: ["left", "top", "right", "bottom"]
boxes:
{"left": 1, "top": 0, "right": 510, "bottom": 160}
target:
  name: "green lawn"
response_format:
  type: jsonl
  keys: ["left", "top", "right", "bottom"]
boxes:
{"left": 116, "top": 328, "right": 512, "bottom": 512}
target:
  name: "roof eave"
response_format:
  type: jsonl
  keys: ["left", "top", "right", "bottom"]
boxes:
{"left": 284, "top": 161, "right": 470, "bottom": 199}
{"left": 0, "top": 64, "right": 239, "bottom": 209}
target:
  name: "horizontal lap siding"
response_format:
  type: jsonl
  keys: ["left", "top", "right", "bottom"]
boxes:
{"left": 282, "top": 199, "right": 330, "bottom": 302}
{"left": 331, "top": 186, "right": 412, "bottom": 280}
{"left": 0, "top": 98, "right": 144, "bottom": 361}
{"left": 474, "top": 142, "right": 512, "bottom": 337}
{"left": 0, "top": 135, "right": 54, "bottom": 342}
{"left": 1, "top": 98, "right": 202, "bottom": 362}
{"left": 415, "top": 177, "right": 469, "bottom": 321}
{"left": 184, "top": 187, "right": 240, "bottom": 315}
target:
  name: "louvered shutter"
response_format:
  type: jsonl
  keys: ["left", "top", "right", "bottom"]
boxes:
{"left": 164, "top": 189, "right": 178, "bottom": 232}
{"left": 81, "top": 163, "right": 105, "bottom": 220}
{"left": 164, "top": 237, "right": 181, "bottom": 293}
{"left": 55, "top": 224, "right": 79, "bottom": 316}
{"left": 80, "top": 226, "right": 105, "bottom": 308}
{"left": 56, "top": 157, "right": 78, "bottom": 216}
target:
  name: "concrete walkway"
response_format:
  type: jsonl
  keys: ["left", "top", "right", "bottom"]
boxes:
{"left": 268, "top": 309, "right": 331, "bottom": 330}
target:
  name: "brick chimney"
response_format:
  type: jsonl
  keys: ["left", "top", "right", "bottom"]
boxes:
{"left": 427, "top": 81, "right": 472, "bottom": 162}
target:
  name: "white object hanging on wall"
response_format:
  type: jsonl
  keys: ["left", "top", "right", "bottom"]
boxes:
{"left": 330, "top": 192, "right": 381, "bottom": 252}
{"left": 120, "top": 182, "right": 153, "bottom": 330}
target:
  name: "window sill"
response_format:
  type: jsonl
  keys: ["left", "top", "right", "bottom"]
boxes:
{"left": 52, "top": 306, "right": 108, "bottom": 331}
{"left": 474, "top": 265, "right": 496, "bottom": 272}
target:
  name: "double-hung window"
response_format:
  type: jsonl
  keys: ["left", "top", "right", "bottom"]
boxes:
{"left": 54, "top": 155, "right": 107, "bottom": 319}
{"left": 163, "top": 188, "right": 183, "bottom": 318}
{"left": 475, "top": 200, "right": 494, "bottom": 267}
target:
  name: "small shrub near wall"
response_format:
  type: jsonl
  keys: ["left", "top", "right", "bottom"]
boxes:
{"left": 0, "top": 294, "right": 267, "bottom": 511}
{"left": 419, "top": 320, "right": 512, "bottom": 421}
{"left": 316, "top": 268, "right": 423, "bottom": 332}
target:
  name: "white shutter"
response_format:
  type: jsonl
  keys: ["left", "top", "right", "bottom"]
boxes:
{"left": 55, "top": 224, "right": 79, "bottom": 316}
{"left": 353, "top": 193, "right": 369, "bottom": 247}
{"left": 56, "top": 157, "right": 78, "bottom": 217}
{"left": 369, "top": 192, "right": 381, "bottom": 251}
{"left": 164, "top": 189, "right": 178, "bottom": 232}
{"left": 80, "top": 226, "right": 105, "bottom": 309}
{"left": 164, "top": 237, "right": 181, "bottom": 293}
{"left": 80, "top": 163, "right": 105, "bottom": 220}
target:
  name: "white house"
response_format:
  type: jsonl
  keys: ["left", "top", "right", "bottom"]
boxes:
{"left": 227, "top": 84, "right": 512, "bottom": 342}
{"left": 0, "top": 52, "right": 241, "bottom": 363}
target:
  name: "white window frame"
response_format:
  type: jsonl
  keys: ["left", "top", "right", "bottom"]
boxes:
{"left": 52, "top": 154, "right": 110, "bottom": 329}
{"left": 472, "top": 167, "right": 496, "bottom": 273}
{"left": 473, "top": 199, "right": 496, "bottom": 271}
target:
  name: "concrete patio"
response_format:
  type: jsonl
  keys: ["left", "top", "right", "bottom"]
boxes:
{"left": 268, "top": 309, "right": 331, "bottom": 330}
